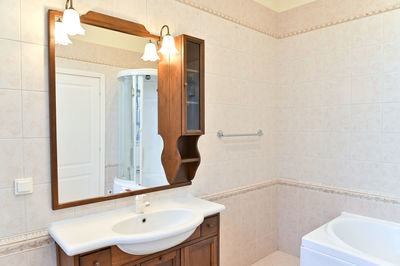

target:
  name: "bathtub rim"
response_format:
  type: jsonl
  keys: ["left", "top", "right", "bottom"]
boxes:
{"left": 301, "top": 212, "right": 399, "bottom": 266}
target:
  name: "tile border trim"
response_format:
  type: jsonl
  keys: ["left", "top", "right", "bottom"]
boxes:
{"left": 279, "top": 3, "right": 400, "bottom": 38}
{"left": 0, "top": 230, "right": 52, "bottom": 258}
{"left": 3, "top": 177, "right": 400, "bottom": 257}
{"left": 278, "top": 178, "right": 400, "bottom": 204}
{"left": 174, "top": 0, "right": 279, "bottom": 38}
{"left": 202, "top": 179, "right": 278, "bottom": 201}
{"left": 175, "top": 0, "right": 400, "bottom": 39}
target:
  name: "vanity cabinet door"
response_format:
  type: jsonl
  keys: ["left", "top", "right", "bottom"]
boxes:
{"left": 181, "top": 237, "right": 218, "bottom": 266}
{"left": 79, "top": 248, "right": 112, "bottom": 266}
{"left": 140, "top": 250, "right": 180, "bottom": 266}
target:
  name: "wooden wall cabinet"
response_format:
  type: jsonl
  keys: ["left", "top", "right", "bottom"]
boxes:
{"left": 57, "top": 214, "right": 219, "bottom": 266}
{"left": 158, "top": 35, "right": 205, "bottom": 185}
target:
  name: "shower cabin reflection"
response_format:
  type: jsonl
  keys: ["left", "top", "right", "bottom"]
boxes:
{"left": 114, "top": 69, "right": 167, "bottom": 193}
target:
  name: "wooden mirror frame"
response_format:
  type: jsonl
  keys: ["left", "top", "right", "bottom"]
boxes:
{"left": 48, "top": 10, "right": 191, "bottom": 210}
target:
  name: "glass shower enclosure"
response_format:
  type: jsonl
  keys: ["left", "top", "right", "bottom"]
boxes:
{"left": 115, "top": 68, "right": 166, "bottom": 193}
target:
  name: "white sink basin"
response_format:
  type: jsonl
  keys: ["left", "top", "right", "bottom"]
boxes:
{"left": 49, "top": 195, "right": 225, "bottom": 256}
{"left": 112, "top": 208, "right": 203, "bottom": 255}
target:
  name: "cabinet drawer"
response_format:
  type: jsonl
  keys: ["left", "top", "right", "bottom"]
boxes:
{"left": 201, "top": 216, "right": 218, "bottom": 238}
{"left": 140, "top": 250, "right": 180, "bottom": 266}
{"left": 79, "top": 248, "right": 111, "bottom": 266}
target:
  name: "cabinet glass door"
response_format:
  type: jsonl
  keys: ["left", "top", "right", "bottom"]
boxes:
{"left": 186, "top": 40, "right": 200, "bottom": 131}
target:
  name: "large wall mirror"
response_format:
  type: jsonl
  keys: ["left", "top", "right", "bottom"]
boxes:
{"left": 49, "top": 11, "right": 190, "bottom": 209}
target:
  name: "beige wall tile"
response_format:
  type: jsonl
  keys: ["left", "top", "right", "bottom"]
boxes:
{"left": 382, "top": 72, "right": 400, "bottom": 103}
{"left": 27, "top": 244, "right": 57, "bottom": 266}
{"left": 22, "top": 91, "right": 49, "bottom": 138}
{"left": 382, "top": 133, "right": 400, "bottom": 163}
{"left": 21, "top": 43, "right": 48, "bottom": 91}
{"left": 0, "top": 139, "right": 23, "bottom": 188}
{"left": 351, "top": 104, "right": 381, "bottom": 132}
{"left": 383, "top": 103, "right": 400, "bottom": 132}
{"left": 0, "top": 40, "right": 21, "bottom": 89}
{"left": 351, "top": 74, "right": 382, "bottom": 104}
{"left": 25, "top": 184, "right": 74, "bottom": 231}
{"left": 351, "top": 15, "right": 383, "bottom": 48}
{"left": 0, "top": 89, "right": 22, "bottom": 138}
{"left": 0, "top": 252, "right": 29, "bottom": 265}
{"left": 0, "top": 188, "right": 26, "bottom": 237}
{"left": 20, "top": 0, "right": 64, "bottom": 45}
{"left": 351, "top": 132, "right": 381, "bottom": 161}
{"left": 23, "top": 139, "right": 50, "bottom": 184}
{"left": 0, "top": 0, "right": 20, "bottom": 40}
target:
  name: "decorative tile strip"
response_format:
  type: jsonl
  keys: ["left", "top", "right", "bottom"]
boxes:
{"left": 175, "top": 0, "right": 400, "bottom": 39}
{"left": 202, "top": 177, "right": 400, "bottom": 205}
{"left": 175, "top": 0, "right": 279, "bottom": 38}
{"left": 202, "top": 178, "right": 278, "bottom": 201}
{"left": 0, "top": 230, "right": 53, "bottom": 257}
{"left": 278, "top": 178, "right": 400, "bottom": 205}
{"left": 278, "top": 3, "right": 400, "bottom": 38}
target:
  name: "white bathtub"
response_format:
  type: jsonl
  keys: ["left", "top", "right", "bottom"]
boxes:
{"left": 300, "top": 212, "right": 400, "bottom": 266}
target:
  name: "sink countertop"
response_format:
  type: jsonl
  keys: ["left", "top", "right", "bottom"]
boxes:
{"left": 49, "top": 195, "right": 225, "bottom": 256}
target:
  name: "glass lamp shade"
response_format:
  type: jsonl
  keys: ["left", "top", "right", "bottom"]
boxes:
{"left": 158, "top": 35, "right": 178, "bottom": 55}
{"left": 141, "top": 42, "right": 160, "bottom": 61}
{"left": 62, "top": 8, "right": 85, "bottom": 36}
{"left": 55, "top": 20, "right": 72, "bottom": 45}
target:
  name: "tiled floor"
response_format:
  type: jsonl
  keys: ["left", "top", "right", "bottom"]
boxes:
{"left": 251, "top": 251, "right": 300, "bottom": 266}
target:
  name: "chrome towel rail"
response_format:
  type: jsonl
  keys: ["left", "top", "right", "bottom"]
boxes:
{"left": 217, "top": 129, "right": 263, "bottom": 138}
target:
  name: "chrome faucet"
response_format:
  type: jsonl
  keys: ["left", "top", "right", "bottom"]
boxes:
{"left": 135, "top": 194, "right": 150, "bottom": 214}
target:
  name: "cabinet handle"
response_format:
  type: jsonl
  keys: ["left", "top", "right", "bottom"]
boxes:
{"left": 184, "top": 82, "right": 188, "bottom": 87}
{"left": 206, "top": 223, "right": 214, "bottom": 228}
{"left": 159, "top": 256, "right": 163, "bottom": 261}
{"left": 94, "top": 262, "right": 100, "bottom": 266}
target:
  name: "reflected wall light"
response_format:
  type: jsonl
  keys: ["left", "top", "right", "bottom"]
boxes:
{"left": 62, "top": 0, "right": 85, "bottom": 36}
{"left": 141, "top": 40, "right": 160, "bottom": 61}
{"left": 55, "top": 18, "right": 72, "bottom": 45}
{"left": 158, "top": 25, "right": 178, "bottom": 55}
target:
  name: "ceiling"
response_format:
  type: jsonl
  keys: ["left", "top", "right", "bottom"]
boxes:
{"left": 253, "top": 0, "right": 318, "bottom": 12}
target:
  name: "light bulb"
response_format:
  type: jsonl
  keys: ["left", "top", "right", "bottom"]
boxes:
{"left": 62, "top": 8, "right": 85, "bottom": 36}
{"left": 55, "top": 19, "right": 72, "bottom": 45}
{"left": 141, "top": 42, "right": 160, "bottom": 61}
{"left": 158, "top": 35, "right": 178, "bottom": 55}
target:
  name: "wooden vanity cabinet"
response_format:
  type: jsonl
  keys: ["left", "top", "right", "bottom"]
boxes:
{"left": 57, "top": 214, "right": 220, "bottom": 266}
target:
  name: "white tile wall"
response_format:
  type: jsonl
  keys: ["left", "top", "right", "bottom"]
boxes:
{"left": 276, "top": 7, "right": 400, "bottom": 258}
{"left": 276, "top": 8, "right": 400, "bottom": 197}
{"left": 0, "top": 0, "right": 277, "bottom": 265}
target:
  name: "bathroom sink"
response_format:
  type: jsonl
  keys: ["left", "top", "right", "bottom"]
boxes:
{"left": 49, "top": 195, "right": 225, "bottom": 256}
{"left": 112, "top": 208, "right": 203, "bottom": 255}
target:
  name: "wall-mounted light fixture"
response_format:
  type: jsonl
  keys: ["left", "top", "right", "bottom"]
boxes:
{"left": 55, "top": 17, "right": 72, "bottom": 45}
{"left": 141, "top": 40, "right": 160, "bottom": 61}
{"left": 62, "top": 0, "right": 85, "bottom": 36}
{"left": 158, "top": 25, "right": 178, "bottom": 55}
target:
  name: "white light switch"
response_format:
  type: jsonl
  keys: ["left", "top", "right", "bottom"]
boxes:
{"left": 14, "top": 178, "right": 33, "bottom": 195}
